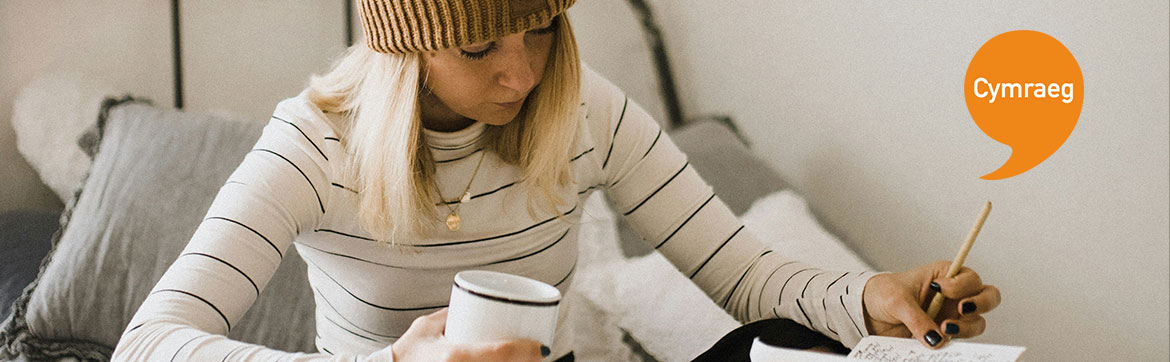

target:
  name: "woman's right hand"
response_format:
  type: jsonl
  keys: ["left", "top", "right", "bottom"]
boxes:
{"left": 389, "top": 308, "right": 548, "bottom": 362}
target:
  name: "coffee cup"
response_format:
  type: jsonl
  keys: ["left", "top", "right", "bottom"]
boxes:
{"left": 445, "top": 270, "right": 561, "bottom": 346}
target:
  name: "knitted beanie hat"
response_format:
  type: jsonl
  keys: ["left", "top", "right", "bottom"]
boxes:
{"left": 357, "top": 0, "right": 576, "bottom": 54}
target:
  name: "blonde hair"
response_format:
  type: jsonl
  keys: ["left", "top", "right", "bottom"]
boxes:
{"left": 307, "top": 15, "right": 580, "bottom": 244}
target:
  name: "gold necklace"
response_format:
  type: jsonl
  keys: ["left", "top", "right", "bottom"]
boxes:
{"left": 434, "top": 151, "right": 486, "bottom": 231}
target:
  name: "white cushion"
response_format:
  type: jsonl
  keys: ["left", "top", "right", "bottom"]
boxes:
{"left": 577, "top": 190, "right": 872, "bottom": 362}
{"left": 11, "top": 72, "right": 115, "bottom": 203}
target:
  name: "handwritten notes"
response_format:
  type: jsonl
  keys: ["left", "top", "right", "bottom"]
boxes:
{"left": 750, "top": 336, "right": 1025, "bottom": 362}
{"left": 849, "top": 336, "right": 1025, "bottom": 362}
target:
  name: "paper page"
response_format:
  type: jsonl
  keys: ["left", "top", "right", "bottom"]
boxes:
{"left": 848, "top": 336, "right": 1026, "bottom": 362}
{"left": 750, "top": 336, "right": 1026, "bottom": 362}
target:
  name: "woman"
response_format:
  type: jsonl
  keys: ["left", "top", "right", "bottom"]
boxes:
{"left": 113, "top": 1, "right": 1001, "bottom": 361}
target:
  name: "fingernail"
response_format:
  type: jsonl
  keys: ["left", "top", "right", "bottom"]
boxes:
{"left": 962, "top": 302, "right": 976, "bottom": 314}
{"left": 945, "top": 323, "right": 960, "bottom": 335}
{"left": 929, "top": 282, "right": 941, "bottom": 293}
{"left": 925, "top": 330, "right": 942, "bottom": 347}
{"left": 541, "top": 345, "right": 551, "bottom": 357}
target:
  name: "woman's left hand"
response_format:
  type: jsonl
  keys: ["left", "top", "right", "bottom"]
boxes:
{"left": 861, "top": 261, "right": 1002, "bottom": 348}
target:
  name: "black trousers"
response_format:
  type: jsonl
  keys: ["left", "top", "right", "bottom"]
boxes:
{"left": 555, "top": 318, "right": 845, "bottom": 362}
{"left": 691, "top": 318, "right": 849, "bottom": 362}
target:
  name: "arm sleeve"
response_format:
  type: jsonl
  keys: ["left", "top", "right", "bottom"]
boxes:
{"left": 588, "top": 72, "right": 876, "bottom": 347}
{"left": 111, "top": 107, "right": 391, "bottom": 361}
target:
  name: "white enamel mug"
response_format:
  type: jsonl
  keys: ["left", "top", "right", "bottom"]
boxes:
{"left": 445, "top": 270, "right": 561, "bottom": 346}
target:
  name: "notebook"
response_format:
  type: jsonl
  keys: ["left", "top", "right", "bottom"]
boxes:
{"left": 750, "top": 335, "right": 1026, "bottom": 362}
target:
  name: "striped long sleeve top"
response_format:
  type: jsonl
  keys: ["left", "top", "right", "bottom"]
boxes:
{"left": 111, "top": 66, "right": 875, "bottom": 361}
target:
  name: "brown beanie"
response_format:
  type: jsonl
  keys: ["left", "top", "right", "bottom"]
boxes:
{"left": 357, "top": 0, "right": 575, "bottom": 54}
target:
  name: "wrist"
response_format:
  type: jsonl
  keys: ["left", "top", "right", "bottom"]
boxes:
{"left": 861, "top": 274, "right": 880, "bottom": 335}
{"left": 832, "top": 271, "right": 884, "bottom": 347}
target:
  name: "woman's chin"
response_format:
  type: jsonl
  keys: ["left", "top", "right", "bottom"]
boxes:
{"left": 475, "top": 111, "right": 522, "bottom": 127}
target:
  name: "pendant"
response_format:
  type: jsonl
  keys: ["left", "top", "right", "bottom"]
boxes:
{"left": 446, "top": 212, "right": 461, "bottom": 231}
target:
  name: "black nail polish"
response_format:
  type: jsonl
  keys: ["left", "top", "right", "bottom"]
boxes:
{"left": 929, "top": 282, "right": 941, "bottom": 292}
{"left": 925, "top": 330, "right": 942, "bottom": 347}
{"left": 541, "top": 345, "right": 551, "bottom": 357}
{"left": 962, "top": 302, "right": 976, "bottom": 314}
{"left": 945, "top": 323, "right": 960, "bottom": 335}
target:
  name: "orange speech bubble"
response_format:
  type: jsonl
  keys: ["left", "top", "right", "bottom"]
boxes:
{"left": 965, "top": 30, "right": 1083, "bottom": 180}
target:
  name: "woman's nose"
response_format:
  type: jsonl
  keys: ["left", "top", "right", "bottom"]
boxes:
{"left": 496, "top": 46, "right": 537, "bottom": 93}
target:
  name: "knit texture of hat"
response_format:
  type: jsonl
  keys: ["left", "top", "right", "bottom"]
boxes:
{"left": 358, "top": 0, "right": 575, "bottom": 54}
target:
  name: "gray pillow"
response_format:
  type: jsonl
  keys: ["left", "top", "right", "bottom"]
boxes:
{"left": 0, "top": 101, "right": 318, "bottom": 361}
{"left": 617, "top": 119, "right": 788, "bottom": 257}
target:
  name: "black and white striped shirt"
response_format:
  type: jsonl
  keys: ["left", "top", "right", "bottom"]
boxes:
{"left": 112, "top": 66, "right": 873, "bottom": 361}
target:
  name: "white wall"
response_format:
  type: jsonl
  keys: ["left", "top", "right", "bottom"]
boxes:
{"left": 180, "top": 1, "right": 346, "bottom": 121}
{"left": 0, "top": 1, "right": 346, "bottom": 212}
{"left": 630, "top": 0, "right": 1168, "bottom": 360}
{"left": 569, "top": 2, "right": 669, "bottom": 127}
{"left": 0, "top": 0, "right": 173, "bottom": 212}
